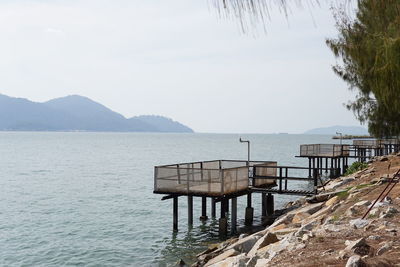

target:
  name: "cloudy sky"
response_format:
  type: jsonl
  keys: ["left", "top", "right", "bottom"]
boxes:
{"left": 0, "top": 0, "right": 362, "bottom": 133}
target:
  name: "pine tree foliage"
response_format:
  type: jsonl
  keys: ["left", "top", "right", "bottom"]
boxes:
{"left": 326, "top": 0, "right": 400, "bottom": 138}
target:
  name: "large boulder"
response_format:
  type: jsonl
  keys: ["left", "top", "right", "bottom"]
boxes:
{"left": 205, "top": 249, "right": 239, "bottom": 267}
{"left": 345, "top": 255, "right": 366, "bottom": 267}
{"left": 227, "top": 234, "right": 261, "bottom": 254}
{"left": 247, "top": 232, "right": 279, "bottom": 257}
{"left": 349, "top": 219, "right": 369, "bottom": 229}
{"left": 345, "top": 238, "right": 371, "bottom": 256}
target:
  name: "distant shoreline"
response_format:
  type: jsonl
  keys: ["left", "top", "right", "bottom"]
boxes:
{"left": 332, "top": 135, "right": 373, "bottom": 140}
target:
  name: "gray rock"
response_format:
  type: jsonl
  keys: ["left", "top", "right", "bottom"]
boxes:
{"left": 322, "top": 249, "right": 334, "bottom": 255}
{"left": 238, "top": 234, "right": 248, "bottom": 240}
{"left": 346, "top": 207, "right": 358, "bottom": 217}
{"left": 386, "top": 206, "right": 399, "bottom": 215}
{"left": 324, "top": 224, "right": 343, "bottom": 232}
{"left": 376, "top": 241, "right": 393, "bottom": 256}
{"left": 289, "top": 202, "right": 324, "bottom": 216}
{"left": 338, "top": 250, "right": 349, "bottom": 260}
{"left": 247, "top": 232, "right": 279, "bottom": 257}
{"left": 354, "top": 200, "right": 371, "bottom": 207}
{"left": 345, "top": 238, "right": 371, "bottom": 256}
{"left": 246, "top": 255, "right": 259, "bottom": 267}
{"left": 345, "top": 238, "right": 367, "bottom": 251}
{"left": 227, "top": 234, "right": 261, "bottom": 254}
{"left": 255, "top": 259, "right": 270, "bottom": 267}
{"left": 367, "top": 235, "right": 381, "bottom": 241}
{"left": 349, "top": 219, "right": 369, "bottom": 229}
{"left": 345, "top": 255, "right": 365, "bottom": 267}
{"left": 204, "top": 249, "right": 239, "bottom": 267}
{"left": 369, "top": 208, "right": 380, "bottom": 216}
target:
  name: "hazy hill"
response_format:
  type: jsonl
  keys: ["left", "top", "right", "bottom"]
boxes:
{"left": 304, "top": 125, "right": 369, "bottom": 135}
{"left": 0, "top": 94, "right": 193, "bottom": 132}
{"left": 132, "top": 115, "right": 193, "bottom": 133}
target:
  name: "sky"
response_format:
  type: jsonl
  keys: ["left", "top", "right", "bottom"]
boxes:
{"left": 0, "top": 0, "right": 363, "bottom": 133}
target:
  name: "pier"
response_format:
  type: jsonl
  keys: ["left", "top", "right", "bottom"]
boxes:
{"left": 153, "top": 138, "right": 399, "bottom": 237}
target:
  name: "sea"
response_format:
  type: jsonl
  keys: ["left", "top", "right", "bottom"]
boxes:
{"left": 0, "top": 132, "right": 352, "bottom": 266}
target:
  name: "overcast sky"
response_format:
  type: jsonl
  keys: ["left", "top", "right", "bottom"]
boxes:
{"left": 0, "top": 0, "right": 362, "bottom": 133}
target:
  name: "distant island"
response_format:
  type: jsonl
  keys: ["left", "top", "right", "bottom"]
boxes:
{"left": 0, "top": 94, "right": 193, "bottom": 133}
{"left": 304, "top": 125, "right": 369, "bottom": 135}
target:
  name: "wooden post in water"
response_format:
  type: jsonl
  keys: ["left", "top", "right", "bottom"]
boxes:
{"left": 261, "top": 192, "right": 267, "bottom": 218}
{"left": 313, "top": 168, "right": 318, "bottom": 194}
{"left": 266, "top": 193, "right": 274, "bottom": 216}
{"left": 173, "top": 196, "right": 178, "bottom": 231}
{"left": 211, "top": 198, "right": 216, "bottom": 218}
{"left": 219, "top": 198, "right": 227, "bottom": 237}
{"left": 231, "top": 197, "right": 237, "bottom": 234}
{"left": 200, "top": 197, "right": 208, "bottom": 221}
{"left": 245, "top": 193, "right": 253, "bottom": 226}
{"left": 187, "top": 196, "right": 193, "bottom": 226}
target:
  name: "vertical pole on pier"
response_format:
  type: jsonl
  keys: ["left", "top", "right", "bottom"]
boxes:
{"left": 187, "top": 196, "right": 193, "bottom": 226}
{"left": 266, "top": 193, "right": 274, "bottom": 216}
{"left": 173, "top": 196, "right": 178, "bottom": 231}
{"left": 200, "top": 197, "right": 208, "bottom": 221}
{"left": 330, "top": 158, "right": 334, "bottom": 178}
{"left": 316, "top": 157, "right": 320, "bottom": 175}
{"left": 219, "top": 198, "right": 227, "bottom": 237}
{"left": 338, "top": 157, "right": 341, "bottom": 175}
{"left": 245, "top": 193, "right": 254, "bottom": 226}
{"left": 211, "top": 198, "right": 216, "bottom": 218}
{"left": 308, "top": 158, "right": 312, "bottom": 178}
{"left": 231, "top": 197, "right": 237, "bottom": 234}
{"left": 261, "top": 192, "right": 267, "bottom": 218}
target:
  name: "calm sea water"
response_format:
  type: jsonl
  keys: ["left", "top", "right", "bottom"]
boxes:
{"left": 0, "top": 132, "right": 350, "bottom": 266}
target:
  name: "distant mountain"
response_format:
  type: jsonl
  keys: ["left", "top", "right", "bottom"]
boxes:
{"left": 131, "top": 115, "right": 193, "bottom": 133}
{"left": 304, "top": 125, "right": 368, "bottom": 135}
{"left": 0, "top": 94, "right": 193, "bottom": 133}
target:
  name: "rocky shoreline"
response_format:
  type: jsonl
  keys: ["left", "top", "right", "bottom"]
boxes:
{"left": 190, "top": 154, "right": 400, "bottom": 267}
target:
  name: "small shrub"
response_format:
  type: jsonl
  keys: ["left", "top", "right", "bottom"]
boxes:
{"left": 344, "top": 161, "right": 369, "bottom": 176}
{"left": 336, "top": 190, "right": 350, "bottom": 200}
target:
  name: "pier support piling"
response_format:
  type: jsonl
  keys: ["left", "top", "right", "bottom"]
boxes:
{"left": 187, "top": 196, "right": 193, "bottom": 226}
{"left": 200, "top": 197, "right": 208, "bottom": 221}
{"left": 266, "top": 193, "right": 274, "bottom": 216}
{"left": 231, "top": 198, "right": 237, "bottom": 234}
{"left": 261, "top": 193, "right": 267, "bottom": 218}
{"left": 211, "top": 198, "right": 216, "bottom": 218}
{"left": 245, "top": 193, "right": 253, "bottom": 226}
{"left": 219, "top": 198, "right": 228, "bottom": 237}
{"left": 173, "top": 196, "right": 178, "bottom": 231}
